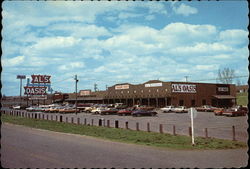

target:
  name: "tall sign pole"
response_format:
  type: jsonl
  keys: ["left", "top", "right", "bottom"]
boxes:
{"left": 74, "top": 75, "right": 79, "bottom": 114}
{"left": 17, "top": 75, "right": 26, "bottom": 106}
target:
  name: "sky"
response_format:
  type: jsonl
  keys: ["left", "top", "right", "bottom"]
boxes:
{"left": 2, "top": 1, "right": 249, "bottom": 96}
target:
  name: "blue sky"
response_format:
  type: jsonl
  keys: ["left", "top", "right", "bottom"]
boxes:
{"left": 2, "top": 1, "right": 249, "bottom": 96}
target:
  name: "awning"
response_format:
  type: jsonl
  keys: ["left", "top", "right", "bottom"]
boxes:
{"left": 213, "top": 95, "right": 236, "bottom": 99}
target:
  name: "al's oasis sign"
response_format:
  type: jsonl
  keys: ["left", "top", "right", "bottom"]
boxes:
{"left": 172, "top": 84, "right": 197, "bottom": 93}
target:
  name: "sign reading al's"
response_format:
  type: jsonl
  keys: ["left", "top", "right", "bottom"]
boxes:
{"left": 172, "top": 84, "right": 197, "bottom": 93}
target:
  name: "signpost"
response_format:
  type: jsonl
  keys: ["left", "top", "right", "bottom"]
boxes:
{"left": 17, "top": 75, "right": 26, "bottom": 106}
{"left": 188, "top": 107, "right": 197, "bottom": 146}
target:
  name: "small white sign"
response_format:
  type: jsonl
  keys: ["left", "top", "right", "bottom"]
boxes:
{"left": 115, "top": 85, "right": 129, "bottom": 90}
{"left": 218, "top": 87, "right": 229, "bottom": 92}
{"left": 145, "top": 83, "right": 162, "bottom": 87}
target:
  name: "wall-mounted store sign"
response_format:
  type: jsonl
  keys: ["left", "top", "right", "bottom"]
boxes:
{"left": 145, "top": 83, "right": 162, "bottom": 87}
{"left": 115, "top": 84, "right": 129, "bottom": 90}
{"left": 172, "top": 84, "right": 196, "bottom": 93}
{"left": 218, "top": 87, "right": 229, "bottom": 92}
{"left": 80, "top": 90, "right": 91, "bottom": 96}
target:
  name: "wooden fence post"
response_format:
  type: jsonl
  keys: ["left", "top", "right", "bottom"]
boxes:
{"left": 136, "top": 122, "right": 139, "bottom": 131}
{"left": 125, "top": 121, "right": 129, "bottom": 129}
{"left": 232, "top": 126, "right": 236, "bottom": 141}
{"left": 77, "top": 118, "right": 80, "bottom": 125}
{"left": 147, "top": 123, "right": 150, "bottom": 132}
{"left": 159, "top": 124, "right": 163, "bottom": 134}
{"left": 189, "top": 126, "right": 192, "bottom": 137}
{"left": 205, "top": 128, "right": 208, "bottom": 138}
{"left": 173, "top": 125, "right": 176, "bottom": 136}
{"left": 84, "top": 118, "right": 87, "bottom": 125}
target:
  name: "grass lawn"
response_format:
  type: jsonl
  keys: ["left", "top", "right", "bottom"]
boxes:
{"left": 2, "top": 114, "right": 247, "bottom": 150}
{"left": 236, "top": 92, "right": 248, "bottom": 106}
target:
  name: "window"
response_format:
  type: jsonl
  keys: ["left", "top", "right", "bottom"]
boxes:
{"left": 134, "top": 90, "right": 136, "bottom": 93}
{"left": 202, "top": 99, "right": 206, "bottom": 105}
{"left": 179, "top": 100, "right": 184, "bottom": 106}
{"left": 191, "top": 100, "right": 196, "bottom": 107}
{"left": 127, "top": 91, "right": 130, "bottom": 93}
{"left": 157, "top": 89, "right": 159, "bottom": 92}
{"left": 141, "top": 90, "right": 143, "bottom": 93}
{"left": 149, "top": 89, "right": 151, "bottom": 92}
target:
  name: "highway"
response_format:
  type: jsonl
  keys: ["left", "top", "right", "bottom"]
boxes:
{"left": 1, "top": 123, "right": 248, "bottom": 168}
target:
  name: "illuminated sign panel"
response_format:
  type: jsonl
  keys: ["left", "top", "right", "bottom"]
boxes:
{"left": 80, "top": 90, "right": 91, "bottom": 96}
{"left": 31, "top": 75, "right": 51, "bottom": 83}
{"left": 172, "top": 84, "right": 196, "bottom": 93}
{"left": 24, "top": 86, "right": 47, "bottom": 95}
{"left": 145, "top": 83, "right": 162, "bottom": 87}
{"left": 115, "top": 85, "right": 129, "bottom": 90}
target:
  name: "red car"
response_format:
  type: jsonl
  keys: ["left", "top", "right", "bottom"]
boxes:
{"left": 222, "top": 106, "right": 248, "bottom": 117}
{"left": 100, "top": 108, "right": 119, "bottom": 115}
{"left": 117, "top": 108, "right": 134, "bottom": 116}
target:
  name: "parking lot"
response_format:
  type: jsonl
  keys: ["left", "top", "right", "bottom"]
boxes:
{"left": 3, "top": 108, "right": 248, "bottom": 143}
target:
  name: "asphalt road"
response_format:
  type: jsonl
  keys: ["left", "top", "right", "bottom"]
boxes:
{"left": 1, "top": 123, "right": 248, "bottom": 168}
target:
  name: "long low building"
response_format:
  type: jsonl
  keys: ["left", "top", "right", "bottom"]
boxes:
{"left": 64, "top": 80, "right": 236, "bottom": 108}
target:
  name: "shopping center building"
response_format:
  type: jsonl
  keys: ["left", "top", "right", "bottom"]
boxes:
{"left": 64, "top": 80, "right": 236, "bottom": 108}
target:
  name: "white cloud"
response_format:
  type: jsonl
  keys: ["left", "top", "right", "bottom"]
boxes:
{"left": 2, "top": 55, "right": 25, "bottom": 67}
{"left": 219, "top": 29, "right": 248, "bottom": 46}
{"left": 58, "top": 62, "right": 85, "bottom": 71}
{"left": 145, "top": 15, "right": 155, "bottom": 21}
{"left": 195, "top": 64, "right": 218, "bottom": 71}
{"left": 173, "top": 3, "right": 198, "bottom": 16}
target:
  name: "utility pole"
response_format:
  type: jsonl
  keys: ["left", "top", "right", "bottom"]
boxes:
{"left": 184, "top": 76, "right": 189, "bottom": 82}
{"left": 94, "top": 83, "right": 98, "bottom": 92}
{"left": 74, "top": 75, "right": 79, "bottom": 114}
{"left": 106, "top": 85, "right": 108, "bottom": 90}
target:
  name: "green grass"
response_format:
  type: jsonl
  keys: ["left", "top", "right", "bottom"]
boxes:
{"left": 2, "top": 114, "right": 247, "bottom": 150}
{"left": 236, "top": 92, "right": 248, "bottom": 106}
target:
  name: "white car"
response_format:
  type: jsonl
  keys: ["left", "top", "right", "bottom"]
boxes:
{"left": 161, "top": 106, "right": 175, "bottom": 113}
{"left": 173, "top": 106, "right": 188, "bottom": 113}
{"left": 91, "top": 107, "right": 107, "bottom": 114}
{"left": 13, "top": 105, "right": 21, "bottom": 110}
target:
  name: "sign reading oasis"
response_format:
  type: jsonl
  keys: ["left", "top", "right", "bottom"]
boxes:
{"left": 172, "top": 84, "right": 197, "bottom": 93}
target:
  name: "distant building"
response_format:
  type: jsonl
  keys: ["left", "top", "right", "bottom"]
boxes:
{"left": 236, "top": 85, "right": 248, "bottom": 93}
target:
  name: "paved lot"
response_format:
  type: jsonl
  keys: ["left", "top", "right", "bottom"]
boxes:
{"left": 2, "top": 123, "right": 248, "bottom": 168}
{"left": 2, "top": 108, "right": 248, "bottom": 142}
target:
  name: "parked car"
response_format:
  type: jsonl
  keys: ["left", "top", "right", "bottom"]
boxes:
{"left": 173, "top": 106, "right": 188, "bottom": 113}
{"left": 133, "top": 105, "right": 155, "bottom": 111}
{"left": 132, "top": 109, "right": 157, "bottom": 117}
{"left": 214, "top": 108, "right": 225, "bottom": 116}
{"left": 100, "top": 108, "right": 119, "bottom": 115}
{"left": 160, "top": 106, "right": 175, "bottom": 113}
{"left": 91, "top": 107, "right": 106, "bottom": 114}
{"left": 196, "top": 105, "right": 217, "bottom": 112}
{"left": 12, "top": 105, "right": 21, "bottom": 110}
{"left": 117, "top": 108, "right": 134, "bottom": 116}
{"left": 58, "top": 107, "right": 79, "bottom": 114}
{"left": 222, "top": 106, "right": 248, "bottom": 117}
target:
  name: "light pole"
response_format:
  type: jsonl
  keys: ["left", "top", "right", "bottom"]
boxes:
{"left": 74, "top": 75, "right": 79, "bottom": 114}
{"left": 17, "top": 75, "right": 26, "bottom": 107}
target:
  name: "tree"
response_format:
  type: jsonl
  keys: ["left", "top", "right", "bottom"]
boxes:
{"left": 217, "top": 68, "right": 235, "bottom": 84}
